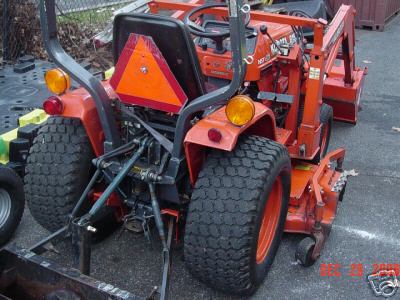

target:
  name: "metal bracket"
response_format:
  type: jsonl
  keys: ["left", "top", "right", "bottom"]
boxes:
{"left": 159, "top": 216, "right": 175, "bottom": 300}
{"left": 257, "top": 91, "right": 294, "bottom": 104}
{"left": 71, "top": 218, "right": 93, "bottom": 276}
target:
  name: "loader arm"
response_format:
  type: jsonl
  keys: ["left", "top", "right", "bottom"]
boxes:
{"left": 321, "top": 4, "right": 367, "bottom": 124}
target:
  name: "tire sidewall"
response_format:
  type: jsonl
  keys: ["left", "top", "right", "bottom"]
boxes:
{"left": 312, "top": 104, "right": 333, "bottom": 163}
{"left": 320, "top": 114, "right": 333, "bottom": 158}
{"left": 0, "top": 167, "right": 25, "bottom": 246}
{"left": 251, "top": 156, "right": 291, "bottom": 286}
{"left": 319, "top": 104, "right": 333, "bottom": 159}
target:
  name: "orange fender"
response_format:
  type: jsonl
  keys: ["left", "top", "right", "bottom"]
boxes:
{"left": 184, "top": 102, "right": 277, "bottom": 184}
{"left": 56, "top": 81, "right": 117, "bottom": 156}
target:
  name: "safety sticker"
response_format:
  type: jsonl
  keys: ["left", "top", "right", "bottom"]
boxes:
{"left": 309, "top": 67, "right": 321, "bottom": 80}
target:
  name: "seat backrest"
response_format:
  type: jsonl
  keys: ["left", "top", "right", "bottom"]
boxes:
{"left": 113, "top": 13, "right": 206, "bottom": 101}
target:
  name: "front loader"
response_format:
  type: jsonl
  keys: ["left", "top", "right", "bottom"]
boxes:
{"left": 0, "top": 0, "right": 366, "bottom": 299}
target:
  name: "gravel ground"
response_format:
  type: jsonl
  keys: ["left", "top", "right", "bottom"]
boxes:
{"left": 7, "top": 14, "right": 400, "bottom": 300}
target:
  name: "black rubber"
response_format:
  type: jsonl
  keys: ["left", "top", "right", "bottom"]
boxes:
{"left": 295, "top": 236, "right": 316, "bottom": 267}
{"left": 25, "top": 117, "right": 94, "bottom": 232}
{"left": 184, "top": 135, "right": 291, "bottom": 295}
{"left": 338, "top": 181, "right": 347, "bottom": 202}
{"left": 312, "top": 103, "right": 333, "bottom": 164}
{"left": 0, "top": 167, "right": 25, "bottom": 246}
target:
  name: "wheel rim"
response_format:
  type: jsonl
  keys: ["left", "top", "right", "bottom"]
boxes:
{"left": 320, "top": 124, "right": 329, "bottom": 157}
{"left": 256, "top": 177, "right": 282, "bottom": 264}
{"left": 0, "top": 188, "right": 12, "bottom": 228}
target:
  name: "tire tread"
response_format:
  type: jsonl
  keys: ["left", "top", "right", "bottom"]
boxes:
{"left": 24, "top": 117, "right": 93, "bottom": 231}
{"left": 184, "top": 135, "right": 290, "bottom": 294}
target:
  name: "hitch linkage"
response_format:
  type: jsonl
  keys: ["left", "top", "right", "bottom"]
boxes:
{"left": 28, "top": 134, "right": 176, "bottom": 299}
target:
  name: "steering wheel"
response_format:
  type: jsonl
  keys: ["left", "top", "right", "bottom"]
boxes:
{"left": 183, "top": 3, "right": 251, "bottom": 53}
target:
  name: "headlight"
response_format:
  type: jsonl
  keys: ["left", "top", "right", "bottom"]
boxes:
{"left": 225, "top": 95, "right": 255, "bottom": 126}
{"left": 44, "top": 68, "right": 71, "bottom": 95}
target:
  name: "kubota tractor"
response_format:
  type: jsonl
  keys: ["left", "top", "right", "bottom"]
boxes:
{"left": 0, "top": 0, "right": 366, "bottom": 299}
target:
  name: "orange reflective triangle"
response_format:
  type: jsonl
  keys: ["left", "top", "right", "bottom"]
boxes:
{"left": 114, "top": 35, "right": 186, "bottom": 109}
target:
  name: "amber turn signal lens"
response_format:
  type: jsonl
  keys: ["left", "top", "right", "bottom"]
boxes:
{"left": 225, "top": 95, "right": 255, "bottom": 126}
{"left": 44, "top": 68, "right": 71, "bottom": 95}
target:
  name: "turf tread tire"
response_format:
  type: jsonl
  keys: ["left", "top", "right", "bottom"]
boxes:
{"left": 184, "top": 135, "right": 291, "bottom": 295}
{"left": 0, "top": 167, "right": 25, "bottom": 246}
{"left": 24, "top": 117, "right": 93, "bottom": 232}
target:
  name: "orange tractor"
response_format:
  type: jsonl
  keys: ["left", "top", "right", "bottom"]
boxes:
{"left": 0, "top": 0, "right": 366, "bottom": 299}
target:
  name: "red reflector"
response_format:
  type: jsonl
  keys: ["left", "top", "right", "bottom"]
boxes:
{"left": 208, "top": 128, "right": 222, "bottom": 143}
{"left": 43, "top": 96, "right": 64, "bottom": 115}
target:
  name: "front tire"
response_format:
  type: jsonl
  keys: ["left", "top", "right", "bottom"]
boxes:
{"left": 184, "top": 135, "right": 291, "bottom": 295}
{"left": 312, "top": 104, "right": 333, "bottom": 164}
{"left": 24, "top": 117, "right": 94, "bottom": 232}
{"left": 0, "top": 167, "right": 25, "bottom": 246}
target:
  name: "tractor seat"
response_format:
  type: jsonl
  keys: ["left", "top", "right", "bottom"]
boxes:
{"left": 113, "top": 13, "right": 206, "bottom": 102}
{"left": 266, "top": 0, "right": 328, "bottom": 40}
{"left": 267, "top": 0, "right": 327, "bottom": 19}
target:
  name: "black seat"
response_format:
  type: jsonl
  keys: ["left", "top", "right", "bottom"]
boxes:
{"left": 269, "top": 0, "right": 327, "bottom": 19}
{"left": 267, "top": 0, "right": 328, "bottom": 40}
{"left": 113, "top": 13, "right": 206, "bottom": 101}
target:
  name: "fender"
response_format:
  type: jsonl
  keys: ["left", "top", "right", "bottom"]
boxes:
{"left": 184, "top": 102, "right": 277, "bottom": 184}
{"left": 56, "top": 81, "right": 117, "bottom": 156}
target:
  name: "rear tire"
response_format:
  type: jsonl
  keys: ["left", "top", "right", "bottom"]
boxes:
{"left": 0, "top": 167, "right": 25, "bottom": 246}
{"left": 184, "top": 135, "right": 291, "bottom": 295}
{"left": 24, "top": 117, "right": 94, "bottom": 232}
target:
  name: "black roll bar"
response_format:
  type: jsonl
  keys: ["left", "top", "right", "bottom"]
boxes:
{"left": 39, "top": 0, "right": 247, "bottom": 157}
{"left": 40, "top": 0, "right": 121, "bottom": 150}
{"left": 172, "top": 0, "right": 247, "bottom": 157}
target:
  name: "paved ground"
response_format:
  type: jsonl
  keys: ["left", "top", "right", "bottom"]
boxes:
{"left": 8, "top": 14, "right": 400, "bottom": 300}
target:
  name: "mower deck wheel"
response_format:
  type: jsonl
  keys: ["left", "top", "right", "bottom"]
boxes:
{"left": 295, "top": 236, "right": 316, "bottom": 267}
{"left": 184, "top": 135, "right": 291, "bottom": 295}
{"left": 0, "top": 166, "right": 25, "bottom": 246}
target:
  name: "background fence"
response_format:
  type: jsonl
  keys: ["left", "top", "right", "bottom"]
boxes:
{"left": 1, "top": 0, "right": 138, "bottom": 70}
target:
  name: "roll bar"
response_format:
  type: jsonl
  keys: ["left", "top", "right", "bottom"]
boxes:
{"left": 172, "top": 0, "right": 247, "bottom": 157}
{"left": 40, "top": 0, "right": 121, "bottom": 150}
{"left": 39, "top": 0, "right": 247, "bottom": 156}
